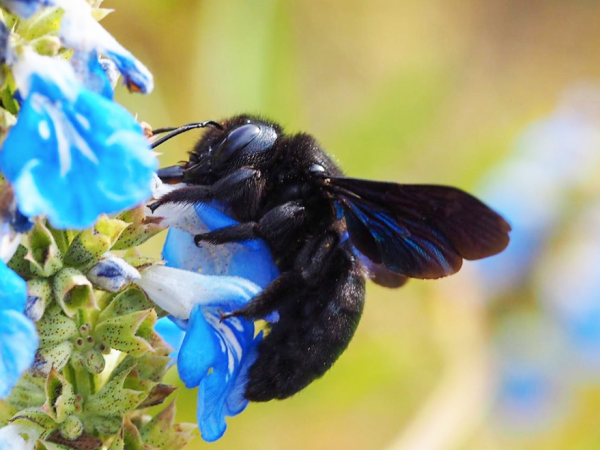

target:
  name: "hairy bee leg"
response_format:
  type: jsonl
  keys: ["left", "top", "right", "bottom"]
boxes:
{"left": 221, "top": 272, "right": 300, "bottom": 321}
{"left": 194, "top": 222, "right": 259, "bottom": 246}
{"left": 194, "top": 201, "right": 308, "bottom": 246}
{"left": 222, "top": 232, "right": 339, "bottom": 321}
{"left": 148, "top": 168, "right": 260, "bottom": 212}
{"left": 297, "top": 232, "right": 339, "bottom": 282}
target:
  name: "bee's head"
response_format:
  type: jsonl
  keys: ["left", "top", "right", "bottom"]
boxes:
{"left": 153, "top": 114, "right": 280, "bottom": 185}
{"left": 184, "top": 115, "right": 279, "bottom": 184}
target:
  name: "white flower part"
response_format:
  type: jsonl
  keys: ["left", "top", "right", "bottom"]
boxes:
{"left": 0, "top": 424, "right": 38, "bottom": 450}
{"left": 87, "top": 256, "right": 141, "bottom": 292}
{"left": 136, "top": 265, "right": 260, "bottom": 320}
{"left": 0, "top": 220, "right": 20, "bottom": 263}
{"left": 54, "top": 0, "right": 154, "bottom": 92}
{"left": 11, "top": 50, "right": 78, "bottom": 100}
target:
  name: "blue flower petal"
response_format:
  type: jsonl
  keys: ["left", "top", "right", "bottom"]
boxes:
{"left": 158, "top": 198, "right": 280, "bottom": 441}
{"left": 0, "top": 70, "right": 157, "bottom": 229}
{"left": 0, "top": 260, "right": 26, "bottom": 312}
{"left": 71, "top": 52, "right": 114, "bottom": 99}
{"left": 0, "top": 0, "right": 53, "bottom": 18}
{"left": 178, "top": 305, "right": 220, "bottom": 389}
{"left": 0, "top": 310, "right": 38, "bottom": 398}
{"left": 195, "top": 312, "right": 257, "bottom": 442}
{"left": 163, "top": 203, "right": 279, "bottom": 287}
{"left": 154, "top": 317, "right": 185, "bottom": 359}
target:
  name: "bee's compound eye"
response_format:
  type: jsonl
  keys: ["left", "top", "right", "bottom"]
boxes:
{"left": 213, "top": 124, "right": 261, "bottom": 166}
{"left": 213, "top": 123, "right": 277, "bottom": 167}
{"left": 310, "top": 164, "right": 326, "bottom": 173}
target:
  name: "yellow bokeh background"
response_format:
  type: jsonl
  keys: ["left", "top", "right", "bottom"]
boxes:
{"left": 102, "top": 1, "right": 600, "bottom": 449}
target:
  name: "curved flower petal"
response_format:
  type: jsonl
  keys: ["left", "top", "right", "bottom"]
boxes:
{"left": 162, "top": 203, "right": 279, "bottom": 288}
{"left": 0, "top": 52, "right": 157, "bottom": 229}
{"left": 0, "top": 260, "right": 26, "bottom": 312}
{"left": 0, "top": 309, "right": 38, "bottom": 398}
{"left": 146, "top": 198, "right": 280, "bottom": 440}
{"left": 55, "top": 0, "right": 153, "bottom": 94}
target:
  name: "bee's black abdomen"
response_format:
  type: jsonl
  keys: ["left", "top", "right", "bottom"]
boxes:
{"left": 245, "top": 250, "right": 365, "bottom": 401}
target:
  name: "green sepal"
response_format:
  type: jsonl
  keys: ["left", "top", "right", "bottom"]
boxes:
{"left": 97, "top": 286, "right": 153, "bottom": 323}
{"left": 10, "top": 407, "right": 57, "bottom": 432}
{"left": 41, "top": 369, "right": 76, "bottom": 423}
{"left": 89, "top": 415, "right": 122, "bottom": 436}
{"left": 64, "top": 216, "right": 128, "bottom": 269}
{"left": 0, "top": 105, "right": 16, "bottom": 143}
{"left": 58, "top": 415, "right": 83, "bottom": 440}
{"left": 140, "top": 402, "right": 198, "bottom": 450}
{"left": 6, "top": 373, "right": 46, "bottom": 411}
{"left": 94, "top": 308, "right": 157, "bottom": 357}
{"left": 23, "top": 220, "right": 63, "bottom": 277}
{"left": 138, "top": 384, "right": 177, "bottom": 409}
{"left": 86, "top": 366, "right": 149, "bottom": 416}
{"left": 122, "top": 253, "right": 163, "bottom": 273}
{"left": 9, "top": 245, "right": 34, "bottom": 279}
{"left": 112, "top": 207, "right": 165, "bottom": 250}
{"left": 27, "top": 278, "right": 53, "bottom": 321}
{"left": 52, "top": 268, "right": 97, "bottom": 318}
{"left": 30, "top": 35, "right": 61, "bottom": 55}
{"left": 18, "top": 7, "right": 64, "bottom": 41}
{"left": 33, "top": 341, "right": 74, "bottom": 376}
{"left": 37, "top": 312, "right": 78, "bottom": 348}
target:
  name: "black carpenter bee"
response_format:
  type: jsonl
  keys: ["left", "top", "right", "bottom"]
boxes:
{"left": 148, "top": 114, "right": 511, "bottom": 402}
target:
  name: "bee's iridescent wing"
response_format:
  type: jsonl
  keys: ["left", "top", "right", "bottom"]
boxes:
{"left": 330, "top": 177, "right": 511, "bottom": 279}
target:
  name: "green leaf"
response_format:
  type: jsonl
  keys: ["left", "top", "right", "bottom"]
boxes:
{"left": 23, "top": 220, "right": 63, "bottom": 277}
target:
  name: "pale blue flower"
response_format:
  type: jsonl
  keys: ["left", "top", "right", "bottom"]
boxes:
{"left": 0, "top": 260, "right": 38, "bottom": 399}
{"left": 141, "top": 201, "right": 278, "bottom": 441}
{"left": 55, "top": 0, "right": 153, "bottom": 94}
{"left": 0, "top": 0, "right": 53, "bottom": 18}
{"left": 0, "top": 51, "right": 157, "bottom": 229}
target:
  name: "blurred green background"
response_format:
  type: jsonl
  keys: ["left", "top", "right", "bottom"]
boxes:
{"left": 103, "top": 1, "right": 600, "bottom": 449}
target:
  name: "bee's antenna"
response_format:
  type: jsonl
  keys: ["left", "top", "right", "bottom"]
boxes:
{"left": 150, "top": 121, "right": 223, "bottom": 149}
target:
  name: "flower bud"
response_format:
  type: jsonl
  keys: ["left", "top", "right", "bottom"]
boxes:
{"left": 83, "top": 349, "right": 106, "bottom": 374}
{"left": 87, "top": 256, "right": 140, "bottom": 292}
{"left": 52, "top": 268, "right": 97, "bottom": 318}
{"left": 25, "top": 278, "right": 52, "bottom": 321}
{"left": 59, "top": 415, "right": 84, "bottom": 440}
{"left": 32, "top": 341, "right": 74, "bottom": 376}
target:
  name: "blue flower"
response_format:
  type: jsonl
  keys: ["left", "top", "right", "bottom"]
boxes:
{"left": 139, "top": 201, "right": 278, "bottom": 441}
{"left": 0, "top": 51, "right": 157, "bottom": 229}
{"left": 56, "top": 0, "right": 153, "bottom": 94}
{"left": 0, "top": 0, "right": 53, "bottom": 19}
{"left": 0, "top": 260, "right": 38, "bottom": 399}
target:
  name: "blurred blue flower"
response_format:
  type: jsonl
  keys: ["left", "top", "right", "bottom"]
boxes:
{"left": 0, "top": 260, "right": 38, "bottom": 399}
{"left": 0, "top": 51, "right": 157, "bottom": 229}
{"left": 476, "top": 85, "right": 600, "bottom": 298}
{"left": 56, "top": 0, "right": 153, "bottom": 94}
{"left": 474, "top": 85, "right": 600, "bottom": 432}
{"left": 139, "top": 200, "right": 278, "bottom": 441}
{"left": 0, "top": 0, "right": 53, "bottom": 18}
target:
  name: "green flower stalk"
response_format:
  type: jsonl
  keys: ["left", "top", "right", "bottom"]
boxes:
{"left": 0, "top": 1, "right": 197, "bottom": 449}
